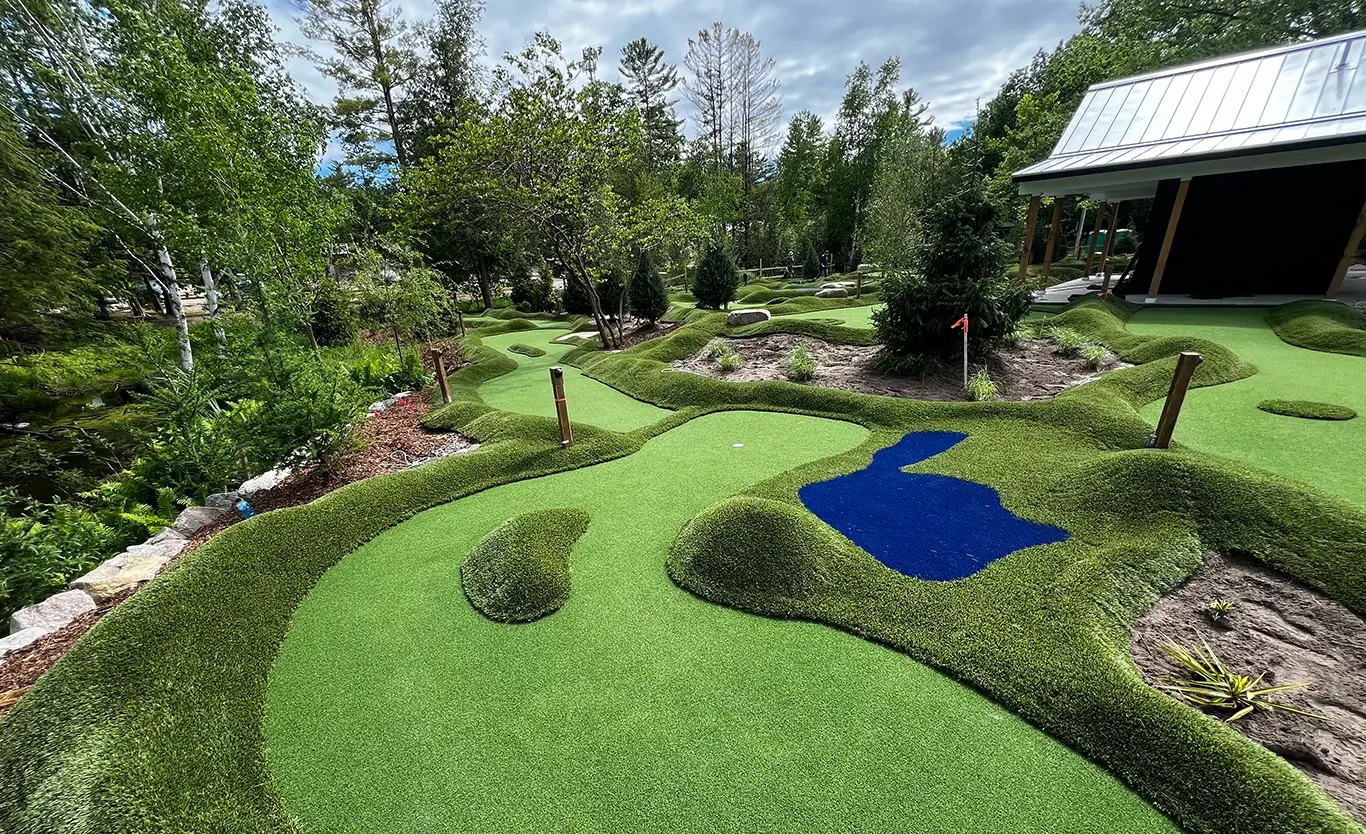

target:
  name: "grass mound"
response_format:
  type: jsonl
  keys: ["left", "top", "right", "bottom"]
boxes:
{"left": 1258, "top": 399, "right": 1357, "bottom": 421}
{"left": 506, "top": 343, "right": 546, "bottom": 357}
{"left": 460, "top": 508, "right": 590, "bottom": 622}
{"left": 1268, "top": 300, "right": 1366, "bottom": 357}
{"left": 667, "top": 496, "right": 837, "bottom": 608}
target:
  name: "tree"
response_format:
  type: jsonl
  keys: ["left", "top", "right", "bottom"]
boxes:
{"left": 406, "top": 0, "right": 485, "bottom": 161}
{"left": 872, "top": 188, "right": 1032, "bottom": 375}
{"left": 560, "top": 267, "right": 592, "bottom": 314}
{"left": 310, "top": 276, "right": 355, "bottom": 345}
{"left": 628, "top": 251, "right": 669, "bottom": 323}
{"left": 693, "top": 241, "right": 739, "bottom": 310}
{"left": 596, "top": 264, "right": 626, "bottom": 324}
{"left": 770, "top": 111, "right": 827, "bottom": 259}
{"left": 683, "top": 23, "right": 735, "bottom": 179}
{"left": 354, "top": 245, "right": 450, "bottom": 360}
{"left": 619, "top": 38, "right": 682, "bottom": 167}
{"left": 865, "top": 121, "right": 960, "bottom": 278}
{"left": 296, "top": 0, "right": 422, "bottom": 172}
{"left": 1082, "top": 0, "right": 1363, "bottom": 59}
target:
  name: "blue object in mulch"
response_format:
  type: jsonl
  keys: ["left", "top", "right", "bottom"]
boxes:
{"left": 799, "top": 431, "right": 1068, "bottom": 581}
{"left": 235, "top": 499, "right": 256, "bottom": 520}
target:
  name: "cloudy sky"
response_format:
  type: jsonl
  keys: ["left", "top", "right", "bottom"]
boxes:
{"left": 267, "top": 0, "right": 1085, "bottom": 163}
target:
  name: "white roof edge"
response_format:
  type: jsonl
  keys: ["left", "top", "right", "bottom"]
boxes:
{"left": 1090, "top": 29, "right": 1366, "bottom": 91}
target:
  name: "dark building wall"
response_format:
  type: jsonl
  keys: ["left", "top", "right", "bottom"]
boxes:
{"left": 1128, "top": 158, "right": 1366, "bottom": 297}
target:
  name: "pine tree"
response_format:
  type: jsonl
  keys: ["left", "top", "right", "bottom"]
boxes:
{"left": 561, "top": 271, "right": 592, "bottom": 315}
{"left": 596, "top": 265, "right": 626, "bottom": 319}
{"left": 803, "top": 246, "right": 822, "bottom": 282}
{"left": 628, "top": 251, "right": 670, "bottom": 323}
{"left": 619, "top": 38, "right": 682, "bottom": 166}
{"left": 693, "top": 241, "right": 739, "bottom": 310}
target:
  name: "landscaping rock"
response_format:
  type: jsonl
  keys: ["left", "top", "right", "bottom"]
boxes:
{"left": 0, "top": 628, "right": 47, "bottom": 660}
{"left": 856, "top": 263, "right": 876, "bottom": 273}
{"left": 815, "top": 288, "right": 849, "bottom": 298}
{"left": 172, "top": 505, "right": 227, "bottom": 536}
{"left": 239, "top": 467, "right": 291, "bottom": 497}
{"left": 368, "top": 391, "right": 413, "bottom": 413}
{"left": 70, "top": 552, "right": 169, "bottom": 603}
{"left": 10, "top": 590, "right": 95, "bottom": 635}
{"left": 727, "top": 309, "right": 772, "bottom": 326}
{"left": 205, "top": 491, "right": 240, "bottom": 511}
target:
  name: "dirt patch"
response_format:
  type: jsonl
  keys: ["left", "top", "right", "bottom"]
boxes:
{"left": 671, "top": 334, "right": 1124, "bottom": 401}
{"left": 1132, "top": 552, "right": 1366, "bottom": 823}
{"left": 0, "top": 390, "right": 477, "bottom": 714}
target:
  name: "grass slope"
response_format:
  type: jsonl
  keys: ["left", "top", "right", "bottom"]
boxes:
{"left": 1268, "top": 300, "right": 1366, "bottom": 356}
{"left": 460, "top": 508, "right": 590, "bottom": 622}
{"left": 268, "top": 411, "right": 1175, "bottom": 834}
{"left": 1258, "top": 399, "right": 1357, "bottom": 421}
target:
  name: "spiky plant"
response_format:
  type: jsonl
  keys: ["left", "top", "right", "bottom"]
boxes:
{"left": 1159, "top": 634, "right": 1321, "bottom": 722}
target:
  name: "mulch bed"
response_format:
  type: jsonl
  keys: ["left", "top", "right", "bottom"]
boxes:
{"left": 616, "top": 321, "right": 679, "bottom": 350}
{"left": 1131, "top": 552, "right": 1366, "bottom": 823}
{"left": 0, "top": 389, "right": 476, "bottom": 715}
{"left": 671, "top": 334, "right": 1125, "bottom": 401}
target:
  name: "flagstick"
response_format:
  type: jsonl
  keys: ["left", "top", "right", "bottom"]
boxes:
{"left": 962, "top": 325, "right": 968, "bottom": 390}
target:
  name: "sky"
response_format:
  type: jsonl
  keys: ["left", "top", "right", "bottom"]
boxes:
{"left": 268, "top": 0, "right": 1085, "bottom": 166}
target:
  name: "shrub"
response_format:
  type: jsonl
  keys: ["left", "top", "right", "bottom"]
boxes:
{"left": 561, "top": 273, "right": 593, "bottom": 315}
{"left": 507, "top": 343, "right": 546, "bottom": 358}
{"left": 1159, "top": 635, "right": 1320, "bottom": 722}
{"left": 966, "top": 369, "right": 997, "bottom": 401}
{"left": 1047, "top": 326, "right": 1091, "bottom": 357}
{"left": 596, "top": 265, "right": 626, "bottom": 318}
{"left": 1207, "top": 599, "right": 1235, "bottom": 622}
{"left": 311, "top": 277, "right": 355, "bottom": 346}
{"left": 460, "top": 508, "right": 590, "bottom": 622}
{"left": 510, "top": 270, "right": 555, "bottom": 313}
{"left": 628, "top": 252, "right": 670, "bottom": 323}
{"left": 0, "top": 489, "right": 130, "bottom": 620}
{"left": 693, "top": 241, "right": 739, "bottom": 310}
{"left": 803, "top": 247, "right": 821, "bottom": 282}
{"left": 1080, "top": 343, "right": 1110, "bottom": 370}
{"left": 708, "top": 342, "right": 742, "bottom": 373}
{"left": 783, "top": 342, "right": 817, "bottom": 382}
{"left": 872, "top": 189, "right": 1031, "bottom": 375}
{"left": 1257, "top": 399, "right": 1357, "bottom": 421}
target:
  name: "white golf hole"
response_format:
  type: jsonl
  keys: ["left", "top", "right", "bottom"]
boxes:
{"left": 732, "top": 443, "right": 744, "bottom": 448}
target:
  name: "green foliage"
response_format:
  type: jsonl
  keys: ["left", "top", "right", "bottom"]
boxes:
{"left": 510, "top": 270, "right": 556, "bottom": 313}
{"left": 802, "top": 247, "right": 821, "bottom": 282}
{"left": 561, "top": 274, "right": 593, "bottom": 315}
{"left": 1046, "top": 326, "right": 1091, "bottom": 356}
{"left": 1257, "top": 399, "right": 1357, "bottom": 421}
{"left": 628, "top": 251, "right": 670, "bottom": 323}
{"left": 1080, "top": 343, "right": 1110, "bottom": 370}
{"left": 310, "top": 277, "right": 355, "bottom": 346}
{"left": 693, "top": 241, "right": 740, "bottom": 310}
{"left": 0, "top": 489, "right": 131, "bottom": 620}
{"left": 459, "top": 508, "right": 590, "bottom": 622}
{"left": 966, "top": 369, "right": 997, "bottom": 401}
{"left": 873, "top": 189, "right": 1031, "bottom": 374}
{"left": 1207, "top": 599, "right": 1235, "bottom": 622}
{"left": 507, "top": 343, "right": 546, "bottom": 358}
{"left": 596, "top": 265, "right": 626, "bottom": 317}
{"left": 1159, "top": 635, "right": 1321, "bottom": 723}
{"left": 667, "top": 496, "right": 838, "bottom": 608}
{"left": 783, "top": 342, "right": 817, "bottom": 382}
{"left": 708, "top": 341, "right": 742, "bottom": 373}
{"left": 1267, "top": 300, "right": 1366, "bottom": 357}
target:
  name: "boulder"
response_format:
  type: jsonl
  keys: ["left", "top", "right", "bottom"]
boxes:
{"left": 726, "top": 309, "right": 772, "bottom": 326}
{"left": 70, "top": 552, "right": 170, "bottom": 603}
{"left": 205, "top": 491, "right": 240, "bottom": 511}
{"left": 856, "top": 263, "right": 876, "bottom": 273}
{"left": 172, "top": 505, "right": 227, "bottom": 536}
{"left": 815, "top": 288, "right": 849, "bottom": 298}
{"left": 0, "top": 628, "right": 47, "bottom": 660}
{"left": 238, "top": 467, "right": 290, "bottom": 498}
{"left": 10, "top": 590, "right": 95, "bottom": 635}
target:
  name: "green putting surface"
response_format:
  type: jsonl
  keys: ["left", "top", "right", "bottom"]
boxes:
{"left": 267, "top": 410, "right": 1175, "bottom": 834}
{"left": 476, "top": 328, "right": 670, "bottom": 431}
{"left": 782, "top": 303, "right": 882, "bottom": 328}
{"left": 1130, "top": 307, "right": 1366, "bottom": 506}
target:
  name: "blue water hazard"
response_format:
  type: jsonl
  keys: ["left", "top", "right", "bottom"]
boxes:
{"left": 798, "top": 431, "right": 1068, "bottom": 581}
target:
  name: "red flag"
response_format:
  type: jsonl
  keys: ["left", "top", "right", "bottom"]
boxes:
{"left": 951, "top": 313, "right": 969, "bottom": 334}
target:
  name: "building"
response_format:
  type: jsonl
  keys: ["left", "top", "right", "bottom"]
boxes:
{"left": 1012, "top": 30, "right": 1366, "bottom": 304}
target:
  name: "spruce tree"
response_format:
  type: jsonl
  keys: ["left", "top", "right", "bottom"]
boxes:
{"left": 803, "top": 246, "right": 822, "bottom": 282}
{"left": 693, "top": 241, "right": 739, "bottom": 310}
{"left": 596, "top": 265, "right": 626, "bottom": 319}
{"left": 628, "top": 251, "right": 670, "bottom": 323}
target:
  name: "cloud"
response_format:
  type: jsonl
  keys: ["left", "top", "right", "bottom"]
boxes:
{"left": 264, "top": 0, "right": 1081, "bottom": 142}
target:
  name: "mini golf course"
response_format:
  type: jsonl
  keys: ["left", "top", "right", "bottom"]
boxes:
{"left": 4, "top": 298, "right": 1366, "bottom": 834}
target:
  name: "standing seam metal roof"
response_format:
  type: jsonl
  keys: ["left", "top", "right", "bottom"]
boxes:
{"left": 1013, "top": 30, "right": 1366, "bottom": 181}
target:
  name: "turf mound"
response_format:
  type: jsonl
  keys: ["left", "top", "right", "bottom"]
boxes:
{"left": 507, "top": 343, "right": 546, "bottom": 357}
{"left": 1268, "top": 301, "right": 1366, "bottom": 357}
{"left": 460, "top": 508, "right": 590, "bottom": 622}
{"left": 667, "top": 496, "right": 838, "bottom": 608}
{"left": 1258, "top": 399, "right": 1357, "bottom": 421}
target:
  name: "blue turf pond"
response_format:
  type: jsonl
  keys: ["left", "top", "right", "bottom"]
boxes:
{"left": 799, "top": 431, "right": 1069, "bottom": 581}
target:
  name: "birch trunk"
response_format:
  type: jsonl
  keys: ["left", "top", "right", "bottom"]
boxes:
{"left": 155, "top": 239, "right": 193, "bottom": 372}
{"left": 199, "top": 256, "right": 226, "bottom": 354}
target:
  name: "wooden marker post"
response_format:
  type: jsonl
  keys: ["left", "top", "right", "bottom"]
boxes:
{"left": 550, "top": 367, "right": 572, "bottom": 448}
{"left": 431, "top": 349, "right": 452, "bottom": 404}
{"left": 1150, "top": 352, "right": 1203, "bottom": 449}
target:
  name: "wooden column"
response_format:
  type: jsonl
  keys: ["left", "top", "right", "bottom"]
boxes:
{"left": 1016, "top": 195, "right": 1041, "bottom": 282}
{"left": 1327, "top": 194, "right": 1366, "bottom": 299}
{"left": 550, "top": 366, "right": 572, "bottom": 448}
{"left": 1039, "top": 198, "right": 1065, "bottom": 288}
{"left": 1151, "top": 352, "right": 1203, "bottom": 449}
{"left": 1084, "top": 203, "right": 1107, "bottom": 276}
{"left": 1097, "top": 201, "right": 1122, "bottom": 278}
{"left": 1147, "top": 179, "right": 1191, "bottom": 300}
{"left": 430, "top": 349, "right": 452, "bottom": 404}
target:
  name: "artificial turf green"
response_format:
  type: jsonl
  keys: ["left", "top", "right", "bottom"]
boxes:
{"left": 1258, "top": 399, "right": 1357, "bottom": 421}
{"left": 267, "top": 410, "right": 1175, "bottom": 834}
{"left": 781, "top": 303, "right": 883, "bottom": 328}
{"left": 460, "top": 508, "right": 590, "bottom": 622}
{"left": 1123, "top": 307, "right": 1366, "bottom": 506}
{"left": 505, "top": 342, "right": 547, "bottom": 357}
{"left": 1268, "top": 300, "right": 1366, "bottom": 356}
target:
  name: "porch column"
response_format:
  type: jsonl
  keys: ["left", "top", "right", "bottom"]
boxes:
{"left": 1097, "top": 201, "right": 1122, "bottom": 278}
{"left": 1084, "top": 202, "right": 1107, "bottom": 276}
{"left": 1016, "top": 195, "right": 1041, "bottom": 282}
{"left": 1039, "top": 198, "right": 1065, "bottom": 288}
{"left": 1327, "top": 193, "right": 1366, "bottom": 299}
{"left": 1147, "top": 179, "right": 1191, "bottom": 302}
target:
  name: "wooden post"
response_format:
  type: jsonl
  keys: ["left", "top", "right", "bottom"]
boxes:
{"left": 1097, "top": 201, "right": 1122, "bottom": 278}
{"left": 1327, "top": 194, "right": 1366, "bottom": 299}
{"left": 1151, "top": 352, "right": 1203, "bottom": 449}
{"left": 1073, "top": 206, "right": 1088, "bottom": 259}
{"left": 457, "top": 308, "right": 466, "bottom": 337}
{"left": 1147, "top": 179, "right": 1191, "bottom": 301}
{"left": 1040, "top": 198, "right": 1064, "bottom": 288}
{"left": 550, "top": 367, "right": 572, "bottom": 448}
{"left": 431, "top": 349, "right": 452, "bottom": 404}
{"left": 1016, "top": 195, "right": 1041, "bottom": 282}
{"left": 1084, "top": 203, "right": 1107, "bottom": 276}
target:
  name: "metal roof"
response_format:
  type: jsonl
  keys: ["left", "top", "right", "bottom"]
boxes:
{"left": 1013, "top": 30, "right": 1366, "bottom": 183}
